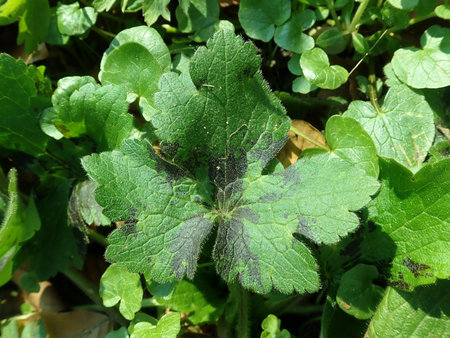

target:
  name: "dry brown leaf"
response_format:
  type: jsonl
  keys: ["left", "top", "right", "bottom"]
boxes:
{"left": 277, "top": 120, "right": 327, "bottom": 167}
{"left": 41, "top": 310, "right": 113, "bottom": 338}
{"left": 219, "top": 0, "right": 240, "bottom": 7}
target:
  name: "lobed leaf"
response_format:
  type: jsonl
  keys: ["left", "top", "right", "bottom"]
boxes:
{"left": 129, "top": 312, "right": 180, "bottom": 338}
{"left": 176, "top": 0, "right": 219, "bottom": 42}
{"left": 56, "top": 2, "right": 97, "bottom": 36}
{"left": 16, "top": 0, "right": 50, "bottom": 53}
{"left": 364, "top": 158, "right": 450, "bottom": 289}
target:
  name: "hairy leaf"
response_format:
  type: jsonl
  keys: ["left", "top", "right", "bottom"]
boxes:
{"left": 343, "top": 76, "right": 435, "bottom": 172}
{"left": 391, "top": 25, "right": 450, "bottom": 89}
{"left": 100, "top": 263, "right": 143, "bottom": 320}
{"left": 366, "top": 280, "right": 449, "bottom": 337}
{"left": 238, "top": 0, "right": 291, "bottom": 42}
{"left": 364, "top": 158, "right": 450, "bottom": 289}
{"left": 51, "top": 76, "right": 134, "bottom": 151}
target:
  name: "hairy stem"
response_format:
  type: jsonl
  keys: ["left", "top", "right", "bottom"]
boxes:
{"left": 237, "top": 285, "right": 250, "bottom": 338}
{"left": 63, "top": 267, "right": 129, "bottom": 327}
{"left": 368, "top": 61, "right": 383, "bottom": 115}
{"left": 347, "top": 0, "right": 370, "bottom": 33}
{"left": 290, "top": 126, "right": 330, "bottom": 151}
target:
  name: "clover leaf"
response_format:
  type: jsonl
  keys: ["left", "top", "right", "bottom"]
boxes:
{"left": 82, "top": 30, "right": 379, "bottom": 294}
{"left": 343, "top": 71, "right": 435, "bottom": 172}
{"left": 300, "top": 48, "right": 349, "bottom": 90}
{"left": 391, "top": 25, "right": 450, "bottom": 89}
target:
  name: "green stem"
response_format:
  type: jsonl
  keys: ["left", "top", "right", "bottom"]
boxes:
{"left": 290, "top": 126, "right": 330, "bottom": 151}
{"left": 141, "top": 297, "right": 160, "bottom": 308}
{"left": 325, "top": 0, "right": 342, "bottom": 30}
{"left": 237, "top": 285, "right": 250, "bottom": 338}
{"left": 91, "top": 26, "right": 116, "bottom": 39}
{"left": 197, "top": 262, "right": 216, "bottom": 268}
{"left": 63, "top": 267, "right": 129, "bottom": 327}
{"left": 368, "top": 61, "right": 383, "bottom": 115}
{"left": 87, "top": 228, "right": 108, "bottom": 247}
{"left": 347, "top": 0, "right": 370, "bottom": 33}
{"left": 390, "top": 12, "right": 437, "bottom": 33}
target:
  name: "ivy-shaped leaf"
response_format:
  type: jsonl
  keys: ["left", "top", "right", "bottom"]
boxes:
{"left": 16, "top": 0, "right": 50, "bottom": 53}
{"left": 56, "top": 2, "right": 97, "bottom": 36}
{"left": 391, "top": 25, "right": 450, "bottom": 89}
{"left": 176, "top": 0, "right": 219, "bottom": 42}
{"left": 83, "top": 30, "right": 379, "bottom": 294}
{"left": 274, "top": 9, "right": 315, "bottom": 54}
{"left": 336, "top": 264, "right": 384, "bottom": 320}
{"left": 100, "top": 263, "right": 143, "bottom": 320}
{"left": 238, "top": 0, "right": 291, "bottom": 42}
{"left": 364, "top": 158, "right": 450, "bottom": 290}
{"left": 300, "top": 48, "right": 349, "bottom": 90}
{"left": 129, "top": 312, "right": 180, "bottom": 338}
{"left": 366, "top": 280, "right": 449, "bottom": 337}
{"left": 142, "top": 0, "right": 171, "bottom": 26}
{"left": 0, "top": 54, "right": 50, "bottom": 155}
{"left": 343, "top": 69, "right": 435, "bottom": 172}
{"left": 261, "top": 314, "right": 291, "bottom": 338}
{"left": 99, "top": 26, "right": 170, "bottom": 120}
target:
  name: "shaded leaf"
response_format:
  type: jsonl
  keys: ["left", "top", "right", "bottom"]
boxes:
{"left": 175, "top": 0, "right": 219, "bottom": 42}
{"left": 238, "top": 0, "right": 291, "bottom": 42}
{"left": 16, "top": 0, "right": 50, "bottom": 53}
{"left": 100, "top": 263, "right": 143, "bottom": 320}
{"left": 56, "top": 2, "right": 97, "bottom": 36}
{"left": 142, "top": 0, "right": 170, "bottom": 25}
{"left": 261, "top": 314, "right": 291, "bottom": 338}
{"left": 274, "top": 10, "right": 315, "bottom": 54}
{"left": 129, "top": 312, "right": 180, "bottom": 338}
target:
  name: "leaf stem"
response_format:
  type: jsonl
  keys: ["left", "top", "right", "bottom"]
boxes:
{"left": 236, "top": 284, "right": 250, "bottom": 338}
{"left": 289, "top": 126, "right": 330, "bottom": 151}
{"left": 63, "top": 267, "right": 129, "bottom": 327}
{"left": 390, "top": 11, "right": 437, "bottom": 33}
{"left": 90, "top": 26, "right": 116, "bottom": 39}
{"left": 368, "top": 61, "right": 383, "bottom": 115}
{"left": 87, "top": 228, "right": 108, "bottom": 247}
{"left": 347, "top": 0, "right": 370, "bottom": 33}
{"left": 141, "top": 297, "right": 161, "bottom": 307}
{"left": 325, "top": 0, "right": 343, "bottom": 30}
{"left": 197, "top": 262, "right": 216, "bottom": 268}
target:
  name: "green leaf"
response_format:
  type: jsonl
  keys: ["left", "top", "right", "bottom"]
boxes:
{"left": 352, "top": 32, "right": 369, "bottom": 54}
{"left": 99, "top": 26, "right": 170, "bottom": 120}
{"left": 238, "top": 0, "right": 291, "bottom": 42}
{"left": 92, "top": 0, "right": 118, "bottom": 12}
{"left": 142, "top": 0, "right": 170, "bottom": 25}
{"left": 105, "top": 327, "right": 129, "bottom": 338}
{"left": 260, "top": 314, "right": 291, "bottom": 338}
{"left": 100, "top": 263, "right": 143, "bottom": 320}
{"left": 365, "top": 158, "right": 450, "bottom": 289}
{"left": 82, "top": 139, "right": 214, "bottom": 281}
{"left": 274, "top": 10, "right": 315, "bottom": 54}
{"left": 0, "top": 54, "right": 49, "bottom": 155}
{"left": 287, "top": 54, "right": 301, "bottom": 76}
{"left": 56, "top": 2, "right": 97, "bottom": 36}
{"left": 300, "top": 48, "right": 348, "bottom": 89}
{"left": 0, "top": 168, "right": 40, "bottom": 286}
{"left": 366, "top": 280, "right": 450, "bottom": 337}
{"left": 151, "top": 270, "right": 225, "bottom": 324}
{"left": 316, "top": 29, "right": 347, "bottom": 54}
{"left": 292, "top": 76, "right": 317, "bottom": 94}
{"left": 0, "top": 0, "right": 26, "bottom": 25}
{"left": 18, "top": 178, "right": 83, "bottom": 282}
{"left": 391, "top": 25, "right": 450, "bottom": 89}
{"left": 51, "top": 76, "right": 135, "bottom": 151}
{"left": 45, "top": 7, "right": 69, "bottom": 45}
{"left": 435, "top": 4, "right": 450, "bottom": 19}
{"left": 68, "top": 180, "right": 111, "bottom": 228}
{"left": 343, "top": 77, "right": 435, "bottom": 172}
{"left": 336, "top": 264, "right": 384, "bottom": 320}
{"left": 129, "top": 312, "right": 180, "bottom": 338}
{"left": 324, "top": 115, "right": 379, "bottom": 178}
{"left": 152, "top": 29, "right": 291, "bottom": 172}
{"left": 387, "top": 0, "right": 418, "bottom": 10}
{"left": 175, "top": 0, "right": 219, "bottom": 42}
{"left": 84, "top": 30, "right": 379, "bottom": 295}
{"left": 16, "top": 0, "right": 50, "bottom": 53}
